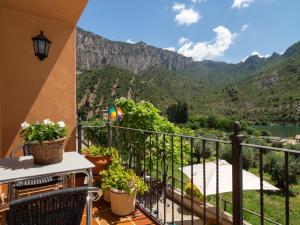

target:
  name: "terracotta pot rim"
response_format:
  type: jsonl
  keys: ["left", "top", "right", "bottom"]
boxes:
{"left": 110, "top": 188, "right": 136, "bottom": 194}
{"left": 26, "top": 137, "right": 66, "bottom": 145}
{"left": 85, "top": 155, "right": 111, "bottom": 158}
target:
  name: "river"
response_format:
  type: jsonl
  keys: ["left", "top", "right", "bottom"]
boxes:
{"left": 251, "top": 125, "right": 300, "bottom": 138}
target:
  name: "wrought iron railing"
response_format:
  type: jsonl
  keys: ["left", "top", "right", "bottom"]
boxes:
{"left": 77, "top": 122, "right": 299, "bottom": 225}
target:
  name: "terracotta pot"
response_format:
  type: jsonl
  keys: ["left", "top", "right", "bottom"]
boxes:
{"left": 28, "top": 138, "right": 65, "bottom": 165}
{"left": 85, "top": 155, "right": 111, "bottom": 175}
{"left": 103, "top": 189, "right": 111, "bottom": 202}
{"left": 110, "top": 189, "right": 136, "bottom": 216}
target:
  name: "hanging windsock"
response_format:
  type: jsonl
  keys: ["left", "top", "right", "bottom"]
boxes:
{"left": 108, "top": 106, "right": 117, "bottom": 120}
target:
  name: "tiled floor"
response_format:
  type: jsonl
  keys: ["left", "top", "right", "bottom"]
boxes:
{"left": 81, "top": 198, "right": 157, "bottom": 225}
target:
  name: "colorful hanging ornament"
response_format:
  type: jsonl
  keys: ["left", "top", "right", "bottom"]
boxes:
{"left": 117, "top": 107, "right": 124, "bottom": 121}
{"left": 108, "top": 106, "right": 117, "bottom": 120}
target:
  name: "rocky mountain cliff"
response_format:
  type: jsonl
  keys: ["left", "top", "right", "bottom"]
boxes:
{"left": 76, "top": 27, "right": 287, "bottom": 85}
{"left": 76, "top": 27, "right": 194, "bottom": 73}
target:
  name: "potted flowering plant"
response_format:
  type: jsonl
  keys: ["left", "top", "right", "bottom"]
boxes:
{"left": 20, "top": 119, "right": 67, "bottom": 165}
{"left": 80, "top": 146, "right": 118, "bottom": 175}
{"left": 100, "top": 165, "right": 148, "bottom": 216}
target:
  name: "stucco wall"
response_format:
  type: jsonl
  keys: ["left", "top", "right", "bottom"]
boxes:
{"left": 0, "top": 7, "right": 77, "bottom": 157}
{"left": 0, "top": 7, "right": 2, "bottom": 158}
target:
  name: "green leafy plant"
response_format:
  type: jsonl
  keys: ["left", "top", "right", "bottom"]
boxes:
{"left": 19, "top": 119, "right": 67, "bottom": 143}
{"left": 81, "top": 146, "right": 118, "bottom": 158}
{"left": 185, "top": 182, "right": 203, "bottom": 200}
{"left": 82, "top": 119, "right": 107, "bottom": 146}
{"left": 100, "top": 165, "right": 148, "bottom": 194}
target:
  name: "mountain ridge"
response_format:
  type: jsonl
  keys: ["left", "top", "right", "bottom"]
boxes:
{"left": 76, "top": 27, "right": 300, "bottom": 124}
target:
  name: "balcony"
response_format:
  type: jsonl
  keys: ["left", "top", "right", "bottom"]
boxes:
{"left": 0, "top": 122, "right": 298, "bottom": 225}
{"left": 76, "top": 122, "right": 299, "bottom": 225}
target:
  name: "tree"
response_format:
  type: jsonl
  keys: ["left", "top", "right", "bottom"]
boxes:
{"left": 166, "top": 101, "right": 189, "bottom": 124}
{"left": 264, "top": 152, "right": 300, "bottom": 188}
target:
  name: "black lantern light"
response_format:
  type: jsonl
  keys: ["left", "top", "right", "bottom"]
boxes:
{"left": 32, "top": 31, "right": 51, "bottom": 61}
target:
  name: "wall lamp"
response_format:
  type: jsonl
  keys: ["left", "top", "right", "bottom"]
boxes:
{"left": 32, "top": 31, "right": 51, "bottom": 61}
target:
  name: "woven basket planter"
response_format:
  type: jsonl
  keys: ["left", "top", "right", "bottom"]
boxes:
{"left": 29, "top": 138, "right": 65, "bottom": 165}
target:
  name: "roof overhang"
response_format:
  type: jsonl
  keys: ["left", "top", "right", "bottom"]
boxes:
{"left": 0, "top": 0, "right": 88, "bottom": 25}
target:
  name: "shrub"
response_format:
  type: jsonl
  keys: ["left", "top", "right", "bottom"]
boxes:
{"left": 100, "top": 165, "right": 148, "bottom": 194}
{"left": 221, "top": 147, "right": 258, "bottom": 170}
{"left": 81, "top": 146, "right": 118, "bottom": 158}
{"left": 82, "top": 119, "right": 107, "bottom": 146}
{"left": 245, "top": 127, "right": 255, "bottom": 135}
{"left": 260, "top": 130, "right": 272, "bottom": 136}
{"left": 194, "top": 139, "right": 212, "bottom": 160}
{"left": 185, "top": 182, "right": 203, "bottom": 200}
{"left": 252, "top": 130, "right": 262, "bottom": 137}
{"left": 264, "top": 152, "right": 300, "bottom": 188}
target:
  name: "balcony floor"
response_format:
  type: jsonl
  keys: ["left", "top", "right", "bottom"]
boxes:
{"left": 81, "top": 198, "right": 157, "bottom": 225}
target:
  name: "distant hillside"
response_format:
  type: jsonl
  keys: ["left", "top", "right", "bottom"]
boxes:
{"left": 77, "top": 65, "right": 208, "bottom": 119}
{"left": 76, "top": 27, "right": 300, "bottom": 124}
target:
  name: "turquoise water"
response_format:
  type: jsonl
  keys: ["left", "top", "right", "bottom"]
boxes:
{"left": 252, "top": 125, "right": 300, "bottom": 138}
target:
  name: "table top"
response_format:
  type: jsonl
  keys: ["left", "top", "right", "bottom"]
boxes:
{"left": 0, "top": 152, "right": 95, "bottom": 184}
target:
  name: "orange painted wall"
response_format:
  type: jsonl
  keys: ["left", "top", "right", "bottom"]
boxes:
{"left": 0, "top": 7, "right": 77, "bottom": 158}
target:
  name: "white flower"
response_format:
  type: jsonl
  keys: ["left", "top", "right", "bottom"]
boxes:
{"left": 43, "top": 119, "right": 53, "bottom": 125}
{"left": 57, "top": 121, "right": 65, "bottom": 128}
{"left": 21, "top": 121, "right": 30, "bottom": 129}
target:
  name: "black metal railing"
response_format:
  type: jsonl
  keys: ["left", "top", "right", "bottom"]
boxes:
{"left": 77, "top": 122, "right": 300, "bottom": 225}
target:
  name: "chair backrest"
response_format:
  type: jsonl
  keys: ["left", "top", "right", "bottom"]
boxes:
{"left": 10, "top": 144, "right": 31, "bottom": 158}
{"left": 6, "top": 187, "right": 92, "bottom": 225}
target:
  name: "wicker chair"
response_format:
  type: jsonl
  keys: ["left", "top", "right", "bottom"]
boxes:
{"left": 9, "top": 145, "right": 62, "bottom": 199}
{"left": 6, "top": 187, "right": 100, "bottom": 225}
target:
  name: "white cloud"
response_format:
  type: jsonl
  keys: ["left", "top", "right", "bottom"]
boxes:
{"left": 177, "top": 26, "right": 237, "bottom": 61}
{"left": 232, "top": 0, "right": 255, "bottom": 8}
{"left": 164, "top": 47, "right": 176, "bottom": 52}
{"left": 251, "top": 51, "right": 270, "bottom": 58}
{"left": 172, "top": 2, "right": 201, "bottom": 26}
{"left": 243, "top": 50, "right": 270, "bottom": 62}
{"left": 241, "top": 24, "right": 249, "bottom": 31}
{"left": 126, "top": 38, "right": 136, "bottom": 44}
{"left": 178, "top": 37, "right": 190, "bottom": 45}
{"left": 172, "top": 2, "right": 186, "bottom": 11}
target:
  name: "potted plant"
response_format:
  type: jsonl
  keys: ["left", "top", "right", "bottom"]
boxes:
{"left": 81, "top": 146, "right": 118, "bottom": 175}
{"left": 101, "top": 165, "right": 148, "bottom": 216}
{"left": 19, "top": 119, "right": 67, "bottom": 165}
{"left": 99, "top": 167, "right": 112, "bottom": 202}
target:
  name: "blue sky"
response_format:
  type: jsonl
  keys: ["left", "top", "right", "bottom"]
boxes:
{"left": 78, "top": 0, "right": 300, "bottom": 63}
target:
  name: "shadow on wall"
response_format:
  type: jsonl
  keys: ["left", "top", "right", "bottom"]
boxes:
{"left": 1, "top": 8, "right": 76, "bottom": 157}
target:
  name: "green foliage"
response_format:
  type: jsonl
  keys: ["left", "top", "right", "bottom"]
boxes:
{"left": 77, "top": 43, "right": 300, "bottom": 125}
{"left": 166, "top": 101, "right": 189, "bottom": 124}
{"left": 82, "top": 119, "right": 107, "bottom": 146}
{"left": 187, "top": 115, "right": 239, "bottom": 132}
{"left": 252, "top": 130, "right": 262, "bottom": 137}
{"left": 264, "top": 152, "right": 300, "bottom": 187}
{"left": 19, "top": 120, "right": 67, "bottom": 143}
{"left": 100, "top": 164, "right": 148, "bottom": 194}
{"left": 185, "top": 182, "right": 203, "bottom": 200}
{"left": 221, "top": 146, "right": 259, "bottom": 170}
{"left": 81, "top": 146, "right": 118, "bottom": 158}
{"left": 260, "top": 130, "right": 272, "bottom": 136}
{"left": 115, "top": 98, "right": 178, "bottom": 133}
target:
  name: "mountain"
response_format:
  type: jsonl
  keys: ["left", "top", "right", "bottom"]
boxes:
{"left": 76, "top": 28, "right": 300, "bottom": 124}
{"left": 77, "top": 27, "right": 282, "bottom": 85}
{"left": 77, "top": 27, "right": 193, "bottom": 73}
